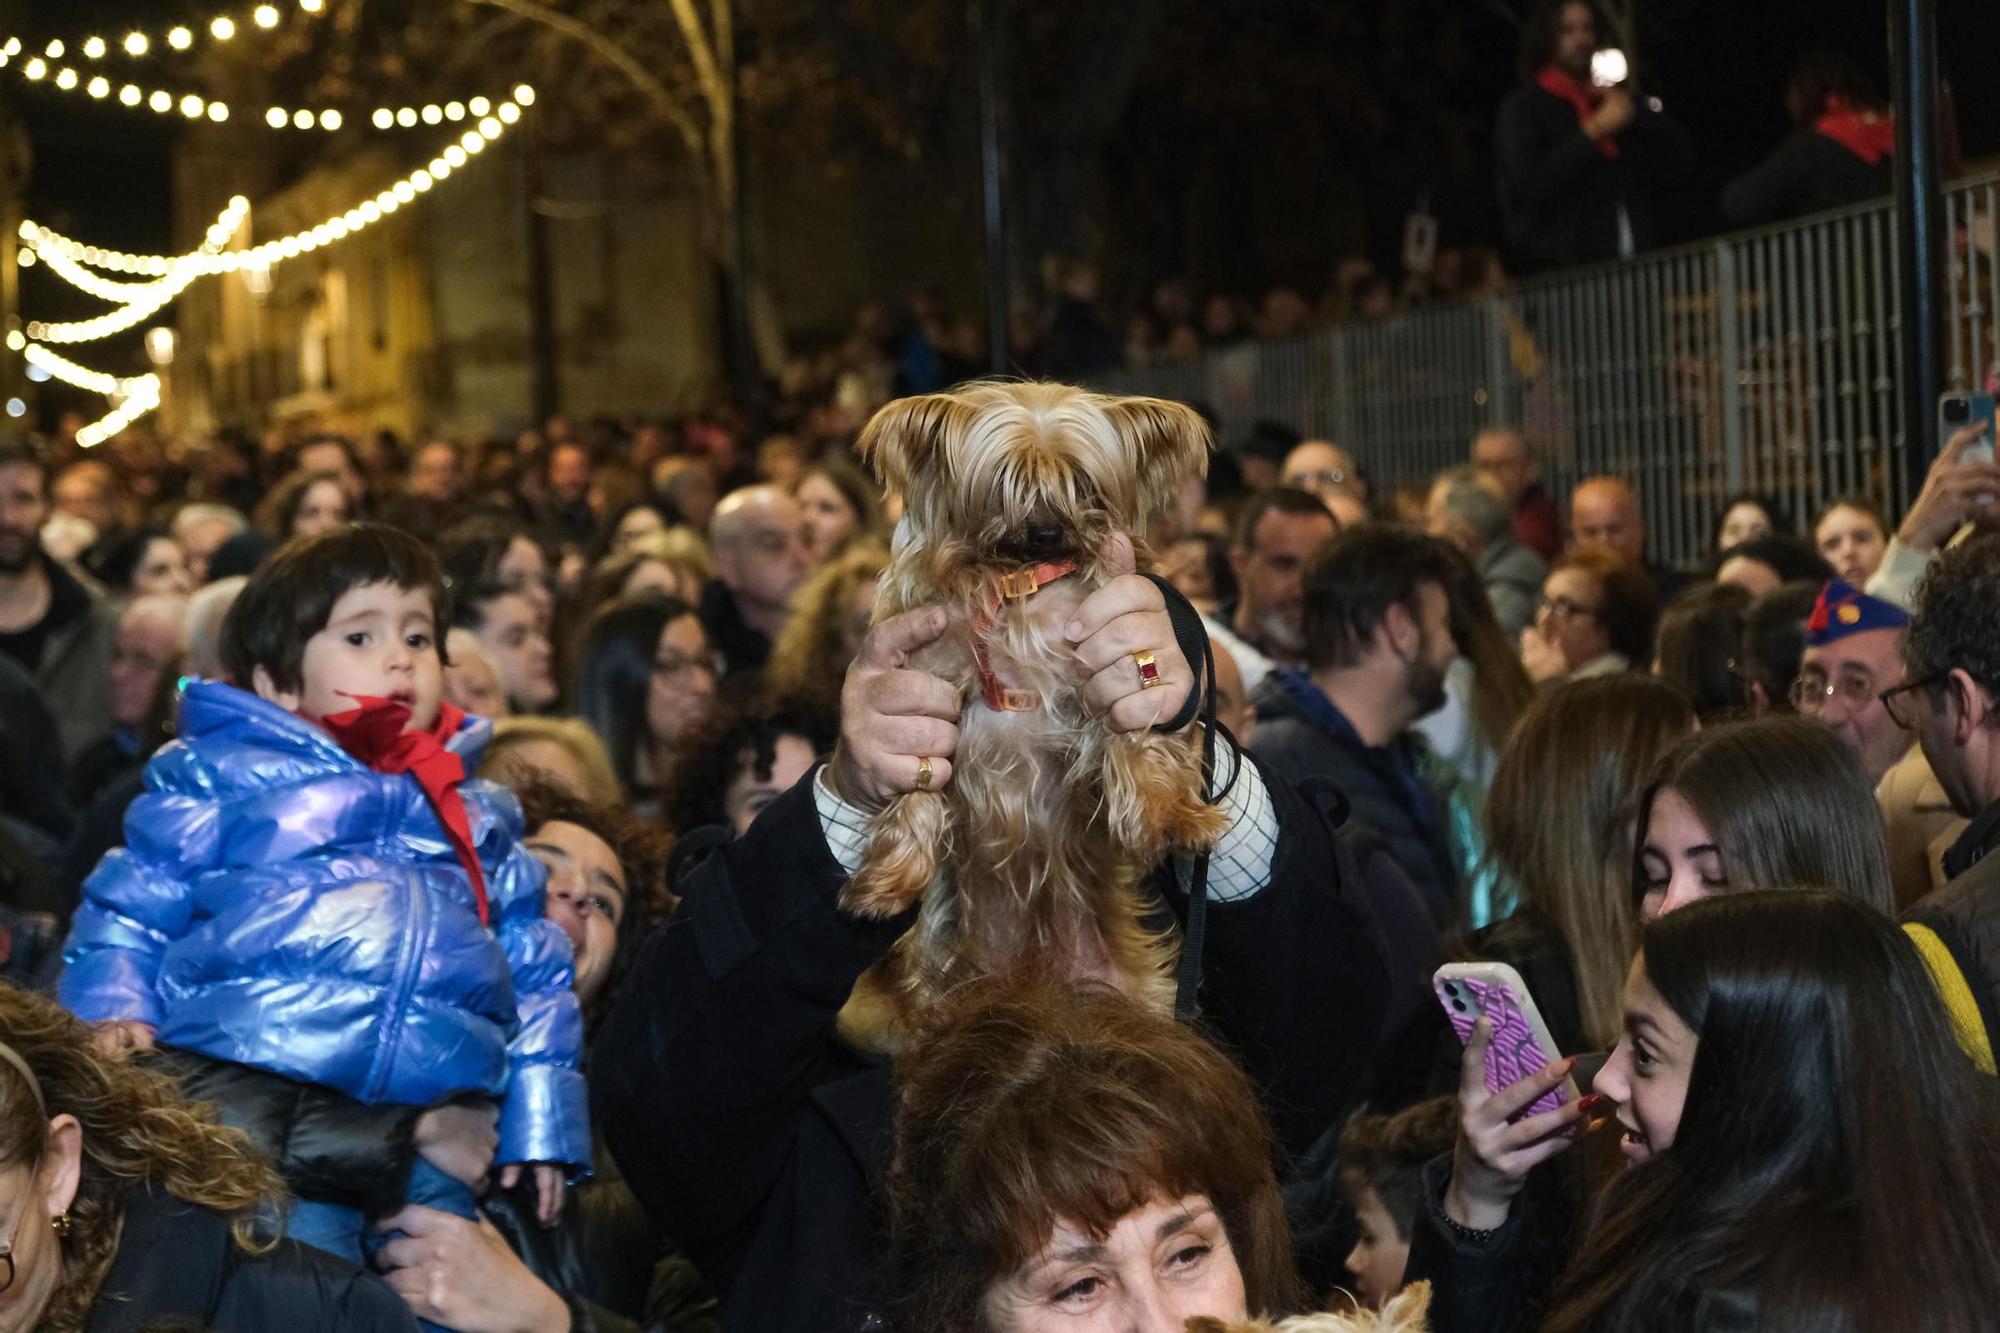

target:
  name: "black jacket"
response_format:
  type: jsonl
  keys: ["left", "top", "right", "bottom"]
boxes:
{"left": 1719, "top": 129, "right": 1891, "bottom": 229}
{"left": 86, "top": 1184, "right": 415, "bottom": 1332}
{"left": 1905, "top": 800, "right": 2000, "bottom": 1060}
{"left": 1494, "top": 84, "right": 1694, "bottom": 272}
{"left": 592, "top": 758, "right": 1393, "bottom": 1333}
{"left": 697, "top": 580, "right": 772, "bottom": 680}
{"left": 1251, "top": 675, "right": 1458, "bottom": 927}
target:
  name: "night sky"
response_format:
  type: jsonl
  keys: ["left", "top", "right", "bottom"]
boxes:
{"left": 11, "top": 0, "right": 1999, "bottom": 413}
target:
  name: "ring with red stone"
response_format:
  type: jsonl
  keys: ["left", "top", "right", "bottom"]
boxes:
{"left": 1133, "top": 650, "right": 1163, "bottom": 688}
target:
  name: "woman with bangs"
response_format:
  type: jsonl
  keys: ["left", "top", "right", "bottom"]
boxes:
{"left": 883, "top": 974, "right": 1304, "bottom": 1330}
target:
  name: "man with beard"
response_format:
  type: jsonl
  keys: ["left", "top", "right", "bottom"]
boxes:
{"left": 1211, "top": 487, "right": 1339, "bottom": 693}
{"left": 0, "top": 441, "right": 119, "bottom": 768}
{"left": 1252, "top": 525, "right": 1462, "bottom": 924}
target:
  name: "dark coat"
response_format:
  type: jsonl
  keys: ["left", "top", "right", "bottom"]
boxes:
{"left": 592, "top": 758, "right": 1394, "bottom": 1333}
{"left": 1719, "top": 129, "right": 1892, "bottom": 229}
{"left": 1494, "top": 84, "right": 1694, "bottom": 272}
{"left": 85, "top": 1184, "right": 416, "bottom": 1332}
{"left": 1251, "top": 672, "right": 1458, "bottom": 926}
{"left": 1905, "top": 800, "right": 2000, "bottom": 1060}
{"left": 696, "top": 580, "right": 772, "bottom": 680}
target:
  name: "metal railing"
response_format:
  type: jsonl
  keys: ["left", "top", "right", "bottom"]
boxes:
{"left": 1099, "top": 171, "right": 2000, "bottom": 570}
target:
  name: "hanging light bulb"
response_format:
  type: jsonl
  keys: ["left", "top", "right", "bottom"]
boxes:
{"left": 168, "top": 27, "right": 194, "bottom": 50}
{"left": 123, "top": 32, "right": 149, "bottom": 57}
{"left": 211, "top": 16, "right": 237, "bottom": 40}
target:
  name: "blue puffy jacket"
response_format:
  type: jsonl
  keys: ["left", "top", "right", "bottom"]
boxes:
{"left": 60, "top": 680, "right": 589, "bottom": 1173}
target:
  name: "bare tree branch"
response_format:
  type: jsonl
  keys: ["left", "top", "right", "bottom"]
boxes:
{"left": 467, "top": 0, "right": 709, "bottom": 166}
{"left": 666, "top": 0, "right": 727, "bottom": 121}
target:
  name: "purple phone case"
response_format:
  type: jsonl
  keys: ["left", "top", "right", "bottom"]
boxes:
{"left": 1437, "top": 974, "right": 1567, "bottom": 1119}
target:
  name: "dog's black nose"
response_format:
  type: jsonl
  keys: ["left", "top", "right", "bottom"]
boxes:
{"left": 1023, "top": 523, "right": 1064, "bottom": 551}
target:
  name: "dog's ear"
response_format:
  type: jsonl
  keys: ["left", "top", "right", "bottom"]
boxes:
{"left": 857, "top": 392, "right": 976, "bottom": 499}
{"left": 1098, "top": 396, "right": 1212, "bottom": 530}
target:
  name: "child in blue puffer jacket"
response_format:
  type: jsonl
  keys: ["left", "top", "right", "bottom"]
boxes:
{"left": 60, "top": 524, "right": 587, "bottom": 1282}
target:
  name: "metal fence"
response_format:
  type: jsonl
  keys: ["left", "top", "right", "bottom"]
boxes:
{"left": 1098, "top": 171, "right": 2000, "bottom": 570}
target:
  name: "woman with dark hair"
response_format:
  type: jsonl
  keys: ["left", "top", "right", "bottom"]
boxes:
{"left": 1708, "top": 491, "right": 1788, "bottom": 555}
{"left": 253, "top": 469, "right": 351, "bottom": 542}
{"left": 1651, "top": 581, "right": 1752, "bottom": 722}
{"left": 1711, "top": 532, "right": 1831, "bottom": 600}
{"left": 884, "top": 974, "right": 1306, "bottom": 1330}
{"left": 1811, "top": 493, "right": 1892, "bottom": 588}
{"left": 1417, "top": 543, "right": 1539, "bottom": 794}
{"left": 1737, "top": 581, "right": 1820, "bottom": 714}
{"left": 81, "top": 527, "right": 192, "bottom": 600}
{"left": 791, "top": 456, "right": 883, "bottom": 565}
{"left": 1412, "top": 891, "right": 2000, "bottom": 1332}
{"left": 0, "top": 982, "right": 415, "bottom": 1329}
{"left": 660, "top": 696, "right": 838, "bottom": 838}
{"left": 1721, "top": 50, "right": 1895, "bottom": 227}
{"left": 1522, "top": 547, "right": 1658, "bottom": 683}
{"left": 437, "top": 515, "right": 556, "bottom": 630}
{"left": 1637, "top": 714, "right": 1895, "bottom": 917}
{"left": 570, "top": 594, "right": 717, "bottom": 813}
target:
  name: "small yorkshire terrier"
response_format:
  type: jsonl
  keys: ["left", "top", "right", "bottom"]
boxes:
{"left": 843, "top": 381, "right": 1226, "bottom": 1022}
{"left": 1186, "top": 1282, "right": 1433, "bottom": 1333}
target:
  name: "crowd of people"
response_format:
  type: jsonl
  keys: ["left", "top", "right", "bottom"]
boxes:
{"left": 1, "top": 352, "right": 1998, "bottom": 1330}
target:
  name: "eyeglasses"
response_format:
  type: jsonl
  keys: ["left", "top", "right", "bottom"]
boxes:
{"left": 1537, "top": 594, "right": 1601, "bottom": 623}
{"left": 1285, "top": 467, "right": 1348, "bottom": 491}
{"left": 1789, "top": 670, "right": 1877, "bottom": 714}
{"left": 1878, "top": 676, "right": 1941, "bottom": 729}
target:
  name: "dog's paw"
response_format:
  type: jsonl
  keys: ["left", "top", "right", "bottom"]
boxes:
{"left": 840, "top": 794, "right": 947, "bottom": 918}
{"left": 1102, "top": 733, "right": 1228, "bottom": 861}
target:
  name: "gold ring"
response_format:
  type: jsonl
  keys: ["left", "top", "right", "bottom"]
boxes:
{"left": 1133, "top": 649, "right": 1163, "bottom": 688}
{"left": 914, "top": 755, "right": 933, "bottom": 791}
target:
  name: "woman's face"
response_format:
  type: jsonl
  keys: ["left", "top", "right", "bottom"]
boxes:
{"left": 612, "top": 506, "right": 667, "bottom": 553}
{"left": 620, "top": 558, "right": 699, "bottom": 606}
{"left": 0, "top": 1120, "right": 83, "bottom": 1331}
{"left": 723, "top": 734, "right": 817, "bottom": 835}
{"left": 1639, "top": 786, "right": 1725, "bottom": 919}
{"left": 1591, "top": 957, "right": 1698, "bottom": 1165}
{"left": 527, "top": 819, "right": 627, "bottom": 1008}
{"left": 1537, "top": 567, "right": 1612, "bottom": 671}
{"left": 796, "top": 473, "right": 860, "bottom": 564}
{"left": 1714, "top": 554, "right": 1781, "bottom": 600}
{"left": 474, "top": 592, "right": 556, "bottom": 711}
{"left": 1716, "top": 502, "right": 1772, "bottom": 552}
{"left": 982, "top": 1194, "right": 1245, "bottom": 1332}
{"left": 496, "top": 536, "right": 554, "bottom": 628}
{"left": 646, "top": 615, "right": 717, "bottom": 750}
{"left": 131, "top": 537, "right": 193, "bottom": 598}
{"left": 292, "top": 480, "right": 350, "bottom": 539}
{"left": 1815, "top": 505, "right": 1887, "bottom": 586}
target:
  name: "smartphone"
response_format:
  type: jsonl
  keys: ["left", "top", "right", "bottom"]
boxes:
{"left": 1940, "top": 391, "right": 1997, "bottom": 465}
{"left": 1434, "top": 962, "right": 1578, "bottom": 1122}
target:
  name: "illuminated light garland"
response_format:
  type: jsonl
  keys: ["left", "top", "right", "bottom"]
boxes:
{"left": 12, "top": 1, "right": 324, "bottom": 71}
{"left": 22, "top": 199, "right": 249, "bottom": 343}
{"left": 25, "top": 98, "right": 529, "bottom": 283}
{"left": 0, "top": 34, "right": 536, "bottom": 137}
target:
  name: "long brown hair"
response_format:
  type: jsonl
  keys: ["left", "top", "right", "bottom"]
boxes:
{"left": 0, "top": 984, "right": 285, "bottom": 1332}
{"left": 1437, "top": 542, "right": 1537, "bottom": 756}
{"left": 765, "top": 542, "right": 887, "bottom": 716}
{"left": 1485, "top": 676, "right": 1696, "bottom": 1048}
{"left": 882, "top": 974, "right": 1303, "bottom": 1330}
{"left": 1545, "top": 891, "right": 2000, "bottom": 1331}
{"left": 1639, "top": 716, "right": 1895, "bottom": 914}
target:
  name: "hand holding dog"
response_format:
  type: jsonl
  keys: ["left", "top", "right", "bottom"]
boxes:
{"left": 1063, "top": 533, "right": 1197, "bottom": 732}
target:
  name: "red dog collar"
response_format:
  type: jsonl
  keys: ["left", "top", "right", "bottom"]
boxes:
{"left": 972, "top": 558, "right": 1079, "bottom": 712}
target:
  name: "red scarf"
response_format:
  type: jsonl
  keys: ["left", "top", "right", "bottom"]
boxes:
{"left": 1538, "top": 65, "right": 1619, "bottom": 158}
{"left": 1815, "top": 96, "right": 1895, "bottom": 167}
{"left": 320, "top": 695, "right": 489, "bottom": 926}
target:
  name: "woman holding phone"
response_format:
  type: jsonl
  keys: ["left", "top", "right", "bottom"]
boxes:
{"left": 1409, "top": 891, "right": 2000, "bottom": 1331}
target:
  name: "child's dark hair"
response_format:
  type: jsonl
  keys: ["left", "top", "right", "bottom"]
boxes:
{"left": 219, "top": 523, "right": 449, "bottom": 691}
{"left": 1337, "top": 1096, "right": 1460, "bottom": 1242}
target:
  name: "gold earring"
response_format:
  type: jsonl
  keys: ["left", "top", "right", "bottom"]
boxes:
{"left": 51, "top": 1212, "right": 71, "bottom": 1238}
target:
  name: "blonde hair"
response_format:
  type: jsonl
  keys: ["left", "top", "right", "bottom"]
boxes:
{"left": 766, "top": 543, "right": 888, "bottom": 714}
{"left": 481, "top": 716, "right": 623, "bottom": 808}
{"left": 0, "top": 984, "right": 285, "bottom": 1332}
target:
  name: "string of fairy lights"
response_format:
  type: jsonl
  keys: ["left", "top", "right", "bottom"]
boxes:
{"left": 5, "top": 1, "right": 536, "bottom": 447}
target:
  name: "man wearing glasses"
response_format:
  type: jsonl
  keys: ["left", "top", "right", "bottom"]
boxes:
{"left": 1899, "top": 533, "right": 2000, "bottom": 1075}
{"left": 1792, "top": 579, "right": 1916, "bottom": 787}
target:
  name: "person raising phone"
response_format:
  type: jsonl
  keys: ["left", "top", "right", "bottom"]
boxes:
{"left": 1407, "top": 891, "right": 2000, "bottom": 1333}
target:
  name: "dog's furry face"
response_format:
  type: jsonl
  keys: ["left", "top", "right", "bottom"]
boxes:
{"left": 859, "top": 381, "right": 1210, "bottom": 570}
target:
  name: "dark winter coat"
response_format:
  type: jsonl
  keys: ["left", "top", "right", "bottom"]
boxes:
{"left": 592, "top": 758, "right": 1394, "bottom": 1333}
{"left": 1719, "top": 129, "right": 1892, "bottom": 229}
{"left": 1494, "top": 84, "right": 1694, "bottom": 272}
{"left": 84, "top": 1184, "right": 416, "bottom": 1332}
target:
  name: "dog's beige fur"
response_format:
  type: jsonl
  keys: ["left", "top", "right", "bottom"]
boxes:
{"left": 1185, "top": 1281, "right": 1432, "bottom": 1333}
{"left": 841, "top": 382, "right": 1225, "bottom": 1027}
